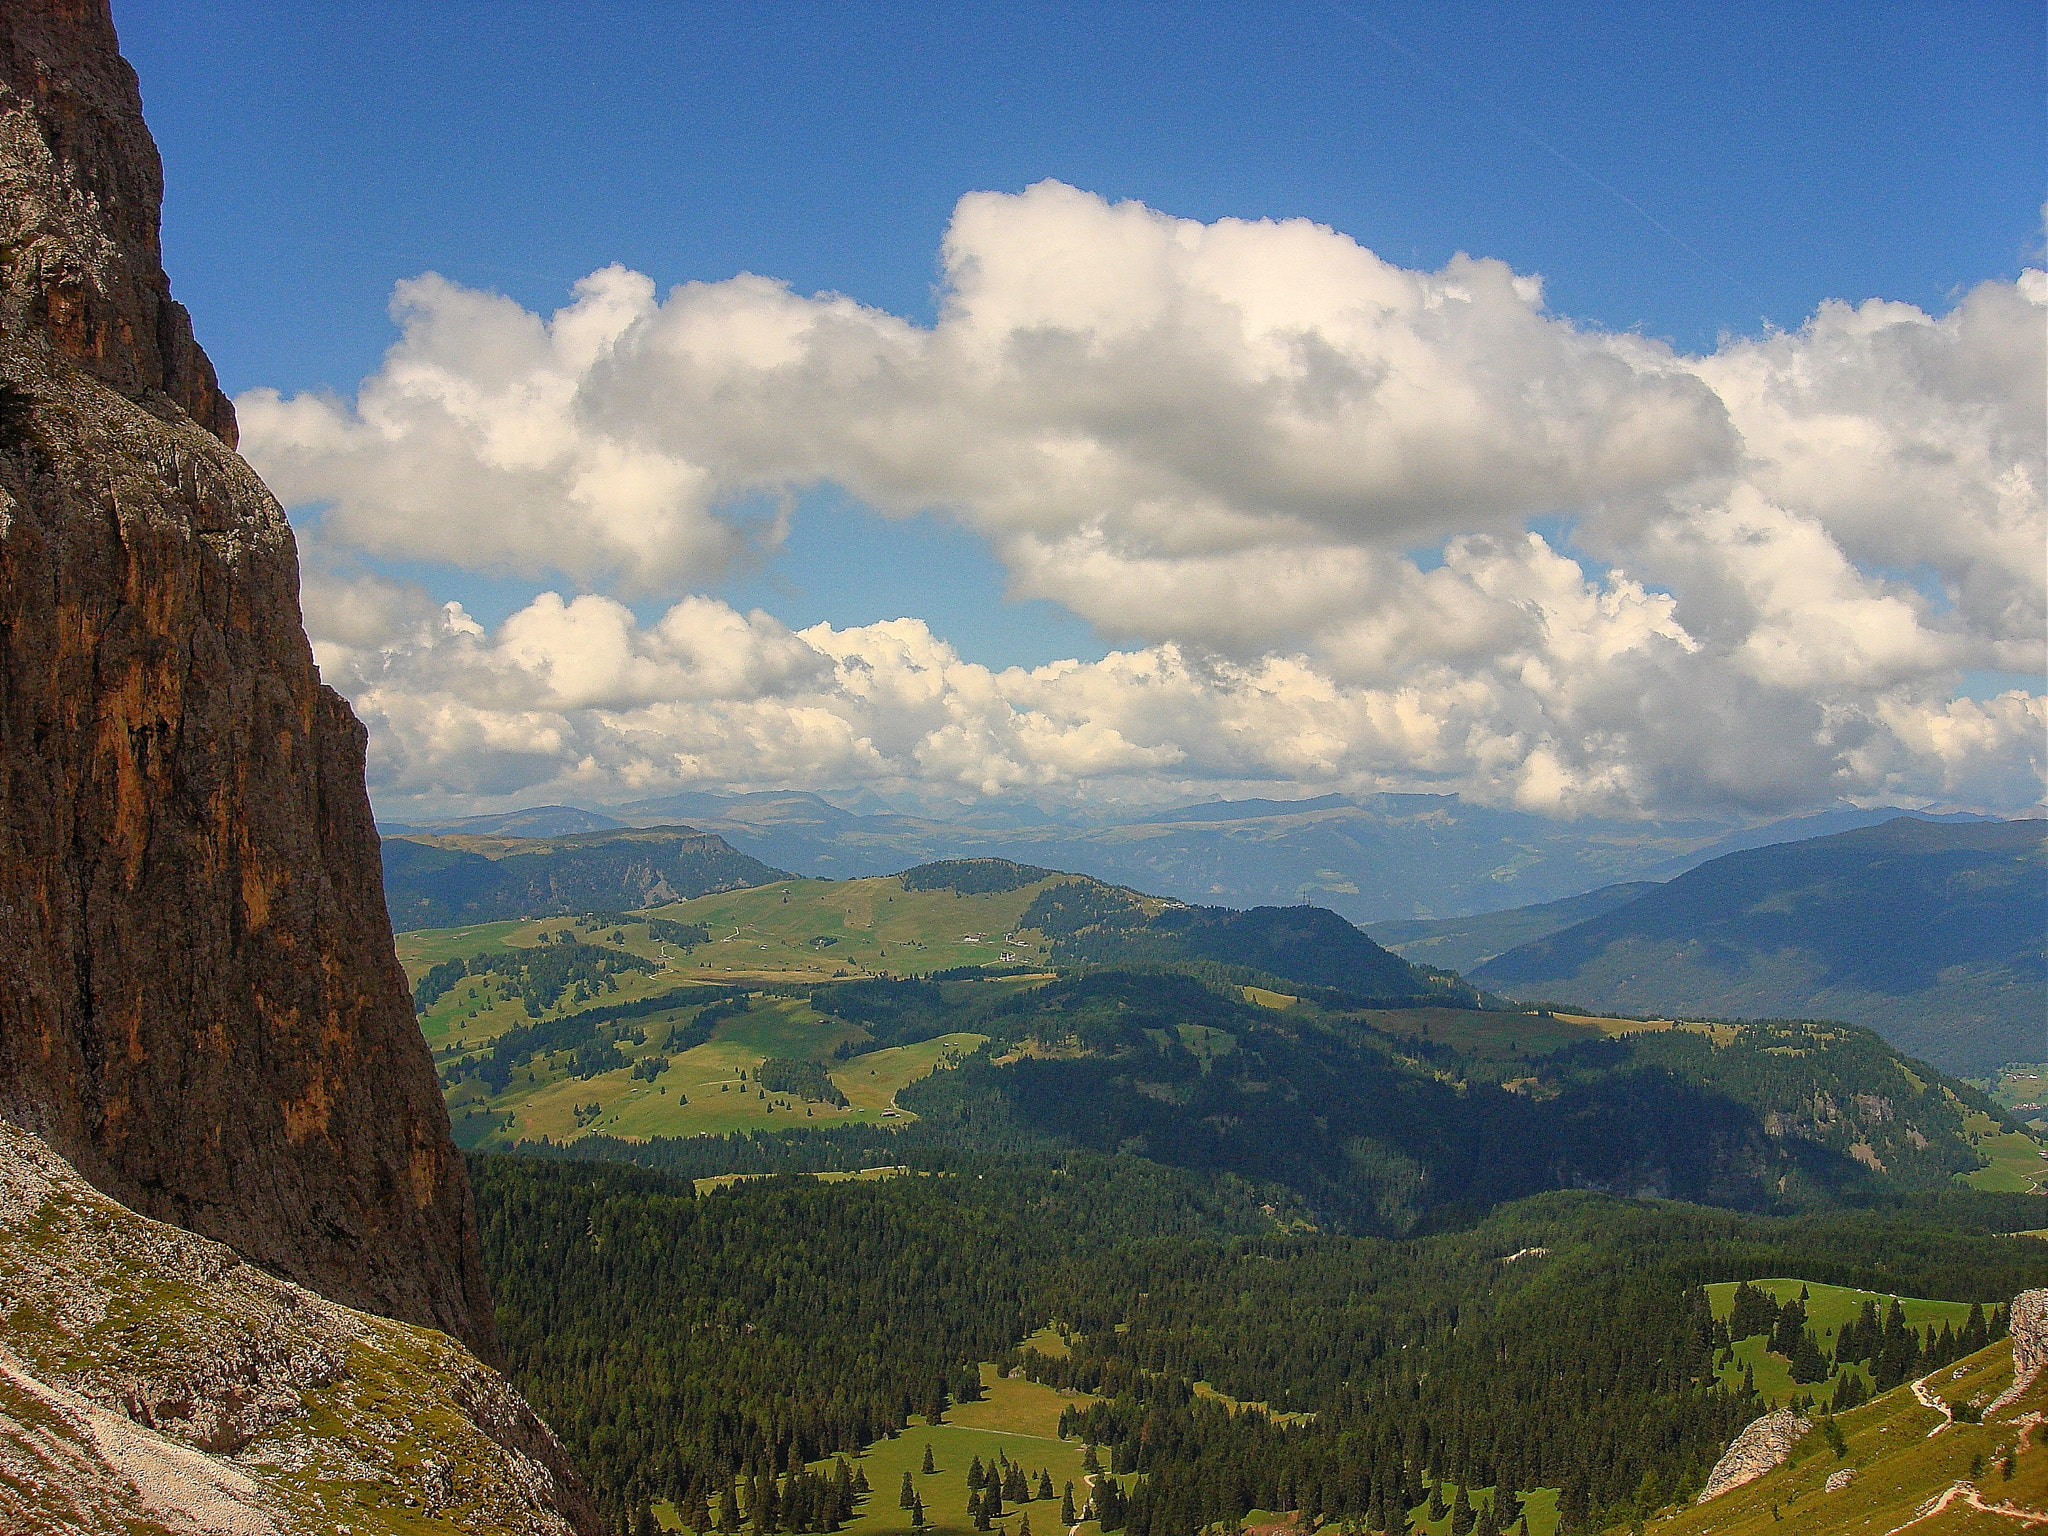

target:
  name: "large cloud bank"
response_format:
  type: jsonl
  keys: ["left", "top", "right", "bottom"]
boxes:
{"left": 245, "top": 182, "right": 2047, "bottom": 818}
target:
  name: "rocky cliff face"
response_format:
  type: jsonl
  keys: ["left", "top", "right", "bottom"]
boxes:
{"left": 0, "top": 0, "right": 493, "bottom": 1354}
{"left": 0, "top": 1118, "right": 598, "bottom": 1534}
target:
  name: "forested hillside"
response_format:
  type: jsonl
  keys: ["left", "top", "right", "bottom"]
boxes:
{"left": 1473, "top": 817, "right": 2046, "bottom": 1076}
{"left": 472, "top": 1153, "right": 2048, "bottom": 1533}
{"left": 1369, "top": 883, "right": 1661, "bottom": 974}
{"left": 398, "top": 853, "right": 2034, "bottom": 1232}
{"left": 382, "top": 825, "right": 790, "bottom": 928}
{"left": 403, "top": 850, "right": 2045, "bottom": 1536}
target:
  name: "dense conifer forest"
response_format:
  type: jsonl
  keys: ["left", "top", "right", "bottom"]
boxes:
{"left": 471, "top": 1150, "right": 2047, "bottom": 1532}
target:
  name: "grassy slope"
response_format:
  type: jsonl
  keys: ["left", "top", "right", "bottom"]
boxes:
{"left": 1704, "top": 1280, "right": 2001, "bottom": 1407}
{"left": 1653, "top": 1333, "right": 2045, "bottom": 1536}
{"left": 1956, "top": 1108, "right": 2048, "bottom": 1195}
{"left": 400, "top": 879, "right": 1068, "bottom": 1148}
{"left": 1992, "top": 1064, "right": 2047, "bottom": 1129}
{"left": 654, "top": 1363, "right": 1115, "bottom": 1536}
{"left": 648, "top": 875, "right": 1059, "bottom": 977}
{"left": 447, "top": 989, "right": 987, "bottom": 1147}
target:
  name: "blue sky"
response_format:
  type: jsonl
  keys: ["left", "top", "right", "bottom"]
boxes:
{"left": 112, "top": 2, "right": 2046, "bottom": 817}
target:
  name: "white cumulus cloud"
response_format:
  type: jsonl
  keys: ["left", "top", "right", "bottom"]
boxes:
{"left": 248, "top": 183, "right": 2048, "bottom": 819}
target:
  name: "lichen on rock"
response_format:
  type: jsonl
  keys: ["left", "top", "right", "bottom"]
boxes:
{"left": 0, "top": 1117, "right": 600, "bottom": 1534}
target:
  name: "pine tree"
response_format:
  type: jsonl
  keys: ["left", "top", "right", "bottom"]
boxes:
{"left": 1450, "top": 1483, "right": 1475, "bottom": 1536}
{"left": 1961, "top": 1303, "right": 1989, "bottom": 1353}
{"left": 637, "top": 1506, "right": 660, "bottom": 1536}
{"left": 1427, "top": 1483, "right": 1447, "bottom": 1522}
{"left": 1082, "top": 1445, "right": 1101, "bottom": 1475}
{"left": 1038, "top": 1470, "right": 1055, "bottom": 1501}
{"left": 1789, "top": 1328, "right": 1830, "bottom": 1384}
{"left": 912, "top": 1495, "right": 926, "bottom": 1529}
{"left": 1062, "top": 1484, "right": 1076, "bottom": 1525}
{"left": 923, "top": 1445, "right": 936, "bottom": 1475}
{"left": 718, "top": 1485, "right": 741, "bottom": 1534}
{"left": 1020, "top": 1513, "right": 1033, "bottom": 1536}
{"left": 1770, "top": 1297, "right": 1808, "bottom": 1358}
{"left": 1474, "top": 1496, "right": 1499, "bottom": 1536}
{"left": 1005, "top": 1462, "right": 1029, "bottom": 1502}
{"left": 901, "top": 1471, "right": 918, "bottom": 1509}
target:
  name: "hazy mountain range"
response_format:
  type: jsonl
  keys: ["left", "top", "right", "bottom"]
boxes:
{"left": 380, "top": 791, "right": 2003, "bottom": 925}
{"left": 1468, "top": 817, "right": 2046, "bottom": 1078}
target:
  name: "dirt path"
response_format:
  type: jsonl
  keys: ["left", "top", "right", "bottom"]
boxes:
{"left": 1883, "top": 1481, "right": 2048, "bottom": 1532}
{"left": 1910, "top": 1369, "right": 1954, "bottom": 1436}
{"left": 1069, "top": 1472, "right": 1103, "bottom": 1536}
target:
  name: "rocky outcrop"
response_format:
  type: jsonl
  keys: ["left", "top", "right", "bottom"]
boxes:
{"left": 2011, "top": 1289, "right": 2046, "bottom": 1379}
{"left": 0, "top": 1118, "right": 600, "bottom": 1534}
{"left": 1696, "top": 1409, "right": 1810, "bottom": 1503}
{"left": 0, "top": 1, "right": 494, "bottom": 1352}
{"left": 1983, "top": 1287, "right": 2047, "bottom": 1419}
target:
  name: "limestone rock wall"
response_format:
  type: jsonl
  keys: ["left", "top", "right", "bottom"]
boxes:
{"left": 2010, "top": 1288, "right": 2046, "bottom": 1380}
{"left": 0, "top": 0, "right": 494, "bottom": 1354}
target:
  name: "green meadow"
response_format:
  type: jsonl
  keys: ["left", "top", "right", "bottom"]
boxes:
{"left": 1704, "top": 1279, "right": 2000, "bottom": 1405}
{"left": 655, "top": 1363, "right": 1115, "bottom": 1536}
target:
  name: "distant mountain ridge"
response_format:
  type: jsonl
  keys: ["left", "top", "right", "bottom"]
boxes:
{"left": 1369, "top": 881, "right": 1664, "bottom": 973}
{"left": 381, "top": 790, "right": 1999, "bottom": 924}
{"left": 382, "top": 826, "right": 791, "bottom": 929}
{"left": 1472, "top": 817, "right": 2047, "bottom": 1077}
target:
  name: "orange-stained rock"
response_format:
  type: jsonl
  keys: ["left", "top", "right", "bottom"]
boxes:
{"left": 0, "top": 0, "right": 496, "bottom": 1359}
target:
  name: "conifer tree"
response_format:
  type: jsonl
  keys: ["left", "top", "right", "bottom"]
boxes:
{"left": 718, "top": 1485, "right": 741, "bottom": 1534}
{"left": 969, "top": 1457, "right": 986, "bottom": 1491}
{"left": 637, "top": 1506, "right": 660, "bottom": 1536}
{"left": 1427, "top": 1483, "right": 1447, "bottom": 1522}
{"left": 1020, "top": 1513, "right": 1033, "bottom": 1536}
{"left": 1961, "top": 1303, "right": 1989, "bottom": 1353}
{"left": 1450, "top": 1483, "right": 1474, "bottom": 1536}
{"left": 1038, "top": 1470, "right": 1055, "bottom": 1501}
{"left": 923, "top": 1445, "right": 936, "bottom": 1475}
{"left": 901, "top": 1471, "right": 917, "bottom": 1508}
{"left": 1083, "top": 1445, "right": 1101, "bottom": 1475}
{"left": 1005, "top": 1462, "right": 1029, "bottom": 1501}
{"left": 912, "top": 1495, "right": 926, "bottom": 1529}
{"left": 1474, "top": 1495, "right": 1499, "bottom": 1536}
{"left": 1789, "top": 1328, "right": 1830, "bottom": 1384}
{"left": 1062, "top": 1484, "right": 1076, "bottom": 1525}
